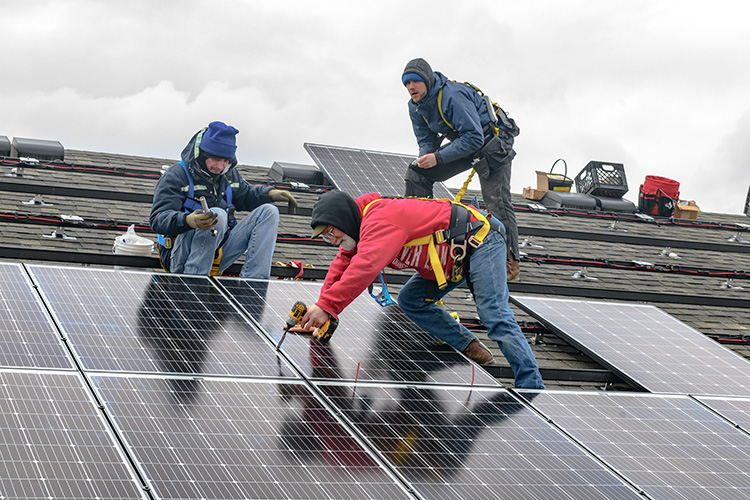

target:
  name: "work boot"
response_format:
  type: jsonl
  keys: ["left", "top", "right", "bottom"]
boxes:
{"left": 507, "top": 258, "right": 521, "bottom": 281}
{"left": 463, "top": 339, "right": 495, "bottom": 365}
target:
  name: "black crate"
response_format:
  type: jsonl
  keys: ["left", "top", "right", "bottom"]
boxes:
{"left": 575, "top": 161, "right": 628, "bottom": 197}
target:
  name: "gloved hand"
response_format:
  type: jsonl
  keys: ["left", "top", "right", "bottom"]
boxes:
{"left": 186, "top": 209, "right": 218, "bottom": 230}
{"left": 268, "top": 189, "right": 298, "bottom": 215}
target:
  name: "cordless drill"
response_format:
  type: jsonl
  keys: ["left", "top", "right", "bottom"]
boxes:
{"left": 282, "top": 301, "right": 338, "bottom": 344}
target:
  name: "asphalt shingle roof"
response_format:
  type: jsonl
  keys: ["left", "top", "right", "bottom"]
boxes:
{"left": 2, "top": 148, "right": 750, "bottom": 392}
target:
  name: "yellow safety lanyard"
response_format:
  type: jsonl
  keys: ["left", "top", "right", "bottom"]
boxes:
{"left": 362, "top": 198, "right": 491, "bottom": 290}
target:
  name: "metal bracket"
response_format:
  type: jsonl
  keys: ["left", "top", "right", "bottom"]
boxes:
{"left": 44, "top": 227, "right": 77, "bottom": 240}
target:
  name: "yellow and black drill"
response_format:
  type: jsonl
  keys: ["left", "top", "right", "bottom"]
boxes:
{"left": 277, "top": 301, "right": 338, "bottom": 349}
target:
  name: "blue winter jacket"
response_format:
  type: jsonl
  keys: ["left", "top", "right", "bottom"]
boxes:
{"left": 150, "top": 129, "right": 272, "bottom": 237}
{"left": 408, "top": 71, "right": 497, "bottom": 164}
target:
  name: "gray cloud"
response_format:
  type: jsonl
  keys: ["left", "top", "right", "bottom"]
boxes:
{"left": 2, "top": 0, "right": 748, "bottom": 214}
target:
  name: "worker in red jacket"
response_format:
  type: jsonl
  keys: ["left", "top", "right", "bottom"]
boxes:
{"left": 297, "top": 190, "right": 543, "bottom": 389}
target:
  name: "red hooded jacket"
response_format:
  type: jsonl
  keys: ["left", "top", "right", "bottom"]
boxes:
{"left": 317, "top": 193, "right": 479, "bottom": 319}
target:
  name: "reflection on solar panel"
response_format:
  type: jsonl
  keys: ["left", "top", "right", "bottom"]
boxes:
{"left": 0, "top": 262, "right": 73, "bottom": 369}
{"left": 0, "top": 370, "right": 147, "bottom": 499}
{"left": 512, "top": 295, "right": 750, "bottom": 396}
{"left": 317, "top": 383, "right": 641, "bottom": 499}
{"left": 304, "top": 143, "right": 453, "bottom": 199}
{"left": 523, "top": 390, "right": 750, "bottom": 499}
{"left": 696, "top": 395, "right": 750, "bottom": 434}
{"left": 217, "top": 278, "right": 498, "bottom": 387}
{"left": 28, "top": 266, "right": 297, "bottom": 379}
{"left": 92, "top": 374, "right": 412, "bottom": 500}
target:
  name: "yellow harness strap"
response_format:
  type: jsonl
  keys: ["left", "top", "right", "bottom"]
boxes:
{"left": 421, "top": 86, "right": 485, "bottom": 204}
{"left": 363, "top": 198, "right": 491, "bottom": 289}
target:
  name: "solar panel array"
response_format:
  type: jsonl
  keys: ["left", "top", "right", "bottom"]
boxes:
{"left": 695, "top": 395, "right": 750, "bottom": 433}
{"left": 91, "top": 374, "right": 411, "bottom": 500}
{"left": 0, "top": 262, "right": 73, "bottom": 369}
{"left": 5, "top": 263, "right": 750, "bottom": 499}
{"left": 304, "top": 143, "right": 454, "bottom": 199}
{"left": 522, "top": 390, "right": 750, "bottom": 499}
{"left": 511, "top": 295, "right": 750, "bottom": 397}
{"left": 29, "top": 267, "right": 297, "bottom": 379}
{"left": 216, "top": 278, "right": 497, "bottom": 387}
{"left": 0, "top": 370, "right": 147, "bottom": 500}
{"left": 317, "top": 383, "right": 642, "bottom": 500}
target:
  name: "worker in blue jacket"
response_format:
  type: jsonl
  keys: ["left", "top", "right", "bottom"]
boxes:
{"left": 402, "top": 58, "right": 521, "bottom": 280}
{"left": 150, "top": 121, "right": 296, "bottom": 278}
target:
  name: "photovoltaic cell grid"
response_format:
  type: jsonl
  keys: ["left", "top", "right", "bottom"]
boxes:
{"left": 523, "top": 390, "right": 750, "bottom": 499}
{"left": 217, "top": 278, "right": 498, "bottom": 387}
{"left": 695, "top": 396, "right": 750, "bottom": 435}
{"left": 304, "top": 143, "right": 454, "bottom": 199}
{"left": 0, "top": 370, "right": 146, "bottom": 499}
{"left": 0, "top": 262, "right": 73, "bottom": 370}
{"left": 511, "top": 295, "right": 750, "bottom": 397}
{"left": 91, "top": 374, "right": 412, "bottom": 500}
{"left": 317, "top": 383, "right": 642, "bottom": 500}
{"left": 27, "top": 265, "right": 297, "bottom": 379}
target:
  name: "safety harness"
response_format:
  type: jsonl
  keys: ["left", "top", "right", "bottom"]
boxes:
{"left": 156, "top": 159, "right": 236, "bottom": 275}
{"left": 362, "top": 197, "right": 497, "bottom": 293}
{"left": 425, "top": 81, "right": 519, "bottom": 201}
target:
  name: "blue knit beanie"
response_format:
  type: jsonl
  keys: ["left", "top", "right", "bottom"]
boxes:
{"left": 402, "top": 73, "right": 424, "bottom": 86}
{"left": 199, "top": 121, "right": 238, "bottom": 159}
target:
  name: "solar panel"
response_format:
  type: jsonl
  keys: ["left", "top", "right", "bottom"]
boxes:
{"left": 27, "top": 266, "right": 297, "bottom": 379}
{"left": 0, "top": 370, "right": 147, "bottom": 499}
{"left": 317, "top": 382, "right": 642, "bottom": 499}
{"left": 304, "top": 143, "right": 454, "bottom": 199}
{"left": 0, "top": 262, "right": 73, "bottom": 369}
{"left": 695, "top": 395, "right": 750, "bottom": 434}
{"left": 522, "top": 390, "right": 750, "bottom": 499}
{"left": 91, "top": 374, "right": 412, "bottom": 500}
{"left": 217, "top": 278, "right": 499, "bottom": 387}
{"left": 511, "top": 295, "right": 750, "bottom": 396}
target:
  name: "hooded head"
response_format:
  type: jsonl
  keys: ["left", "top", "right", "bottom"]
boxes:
{"left": 199, "top": 121, "right": 238, "bottom": 159}
{"left": 402, "top": 58, "right": 436, "bottom": 92}
{"left": 310, "top": 191, "right": 361, "bottom": 242}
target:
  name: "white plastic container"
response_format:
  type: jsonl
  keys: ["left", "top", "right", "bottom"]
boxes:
{"left": 113, "top": 225, "right": 154, "bottom": 256}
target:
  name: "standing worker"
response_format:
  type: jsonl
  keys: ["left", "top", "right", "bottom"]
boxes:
{"left": 401, "top": 58, "right": 522, "bottom": 280}
{"left": 295, "top": 190, "right": 543, "bottom": 389}
{"left": 150, "top": 121, "right": 297, "bottom": 278}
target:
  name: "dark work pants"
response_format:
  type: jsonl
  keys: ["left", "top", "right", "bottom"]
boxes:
{"left": 404, "top": 151, "right": 519, "bottom": 261}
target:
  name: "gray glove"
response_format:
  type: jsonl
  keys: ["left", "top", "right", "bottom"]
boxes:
{"left": 186, "top": 209, "right": 218, "bottom": 230}
{"left": 269, "top": 189, "right": 298, "bottom": 214}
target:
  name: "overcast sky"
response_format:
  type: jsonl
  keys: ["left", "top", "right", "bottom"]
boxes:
{"left": 2, "top": 0, "right": 749, "bottom": 214}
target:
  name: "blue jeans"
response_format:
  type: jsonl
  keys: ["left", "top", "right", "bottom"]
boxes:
{"left": 397, "top": 225, "right": 543, "bottom": 388}
{"left": 170, "top": 204, "right": 279, "bottom": 278}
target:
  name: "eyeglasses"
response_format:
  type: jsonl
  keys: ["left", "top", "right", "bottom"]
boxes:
{"left": 320, "top": 227, "right": 336, "bottom": 244}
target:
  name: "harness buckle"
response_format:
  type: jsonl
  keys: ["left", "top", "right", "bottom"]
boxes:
{"left": 450, "top": 239, "right": 467, "bottom": 260}
{"left": 468, "top": 235, "right": 482, "bottom": 248}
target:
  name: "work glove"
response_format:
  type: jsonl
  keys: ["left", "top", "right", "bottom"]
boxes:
{"left": 268, "top": 189, "right": 298, "bottom": 215}
{"left": 186, "top": 209, "right": 218, "bottom": 230}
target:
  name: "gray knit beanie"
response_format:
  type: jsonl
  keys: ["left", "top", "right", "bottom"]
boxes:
{"left": 402, "top": 58, "right": 436, "bottom": 92}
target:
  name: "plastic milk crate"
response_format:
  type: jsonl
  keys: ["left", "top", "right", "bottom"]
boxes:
{"left": 574, "top": 161, "right": 628, "bottom": 198}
